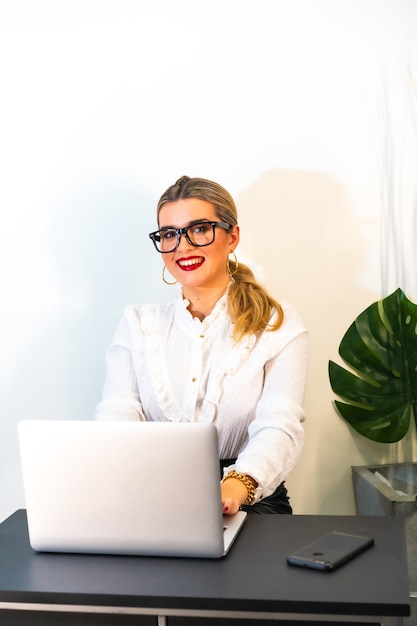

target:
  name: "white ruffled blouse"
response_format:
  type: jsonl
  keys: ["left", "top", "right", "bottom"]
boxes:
{"left": 95, "top": 290, "right": 308, "bottom": 501}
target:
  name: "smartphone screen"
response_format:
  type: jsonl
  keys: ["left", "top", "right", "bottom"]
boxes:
{"left": 287, "top": 531, "right": 374, "bottom": 571}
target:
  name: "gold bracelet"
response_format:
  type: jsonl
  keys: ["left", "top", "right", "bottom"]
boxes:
{"left": 221, "top": 470, "right": 256, "bottom": 506}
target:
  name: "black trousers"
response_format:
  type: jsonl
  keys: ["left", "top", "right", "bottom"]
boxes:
{"left": 220, "top": 459, "right": 292, "bottom": 514}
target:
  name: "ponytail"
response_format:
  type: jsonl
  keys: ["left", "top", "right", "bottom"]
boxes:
{"left": 227, "top": 261, "right": 283, "bottom": 341}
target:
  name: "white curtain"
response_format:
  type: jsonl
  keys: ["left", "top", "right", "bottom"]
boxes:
{"left": 380, "top": 59, "right": 417, "bottom": 300}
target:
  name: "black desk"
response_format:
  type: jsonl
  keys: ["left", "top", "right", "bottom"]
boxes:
{"left": 0, "top": 510, "right": 410, "bottom": 625}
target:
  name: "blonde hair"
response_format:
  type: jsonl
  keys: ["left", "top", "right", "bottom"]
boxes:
{"left": 157, "top": 176, "right": 284, "bottom": 340}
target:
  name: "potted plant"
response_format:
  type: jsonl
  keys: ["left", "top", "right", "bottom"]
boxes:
{"left": 328, "top": 287, "right": 417, "bottom": 590}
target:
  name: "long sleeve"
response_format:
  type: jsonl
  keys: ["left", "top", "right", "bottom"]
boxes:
{"left": 233, "top": 330, "right": 308, "bottom": 500}
{"left": 95, "top": 312, "right": 147, "bottom": 422}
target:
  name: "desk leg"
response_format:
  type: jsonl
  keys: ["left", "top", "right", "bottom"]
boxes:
{"left": 157, "top": 616, "right": 167, "bottom": 626}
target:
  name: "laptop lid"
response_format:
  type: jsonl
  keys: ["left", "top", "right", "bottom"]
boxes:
{"left": 18, "top": 420, "right": 246, "bottom": 558}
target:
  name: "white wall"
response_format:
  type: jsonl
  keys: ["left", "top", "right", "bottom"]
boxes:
{"left": 1, "top": 0, "right": 416, "bottom": 521}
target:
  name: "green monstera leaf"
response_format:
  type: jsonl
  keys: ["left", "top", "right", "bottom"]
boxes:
{"left": 329, "top": 288, "right": 417, "bottom": 443}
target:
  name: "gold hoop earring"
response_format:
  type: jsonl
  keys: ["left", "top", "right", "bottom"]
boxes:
{"left": 162, "top": 266, "right": 177, "bottom": 285}
{"left": 226, "top": 251, "right": 239, "bottom": 276}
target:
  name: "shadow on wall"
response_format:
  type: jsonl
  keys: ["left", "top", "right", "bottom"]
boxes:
{"left": 0, "top": 184, "right": 164, "bottom": 521}
{"left": 236, "top": 169, "right": 367, "bottom": 307}
{"left": 236, "top": 170, "right": 377, "bottom": 514}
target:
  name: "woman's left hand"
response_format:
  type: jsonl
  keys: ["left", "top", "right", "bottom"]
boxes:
{"left": 221, "top": 477, "right": 251, "bottom": 515}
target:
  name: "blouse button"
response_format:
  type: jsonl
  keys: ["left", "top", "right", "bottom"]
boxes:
{"left": 191, "top": 377, "right": 197, "bottom": 383}
{"left": 199, "top": 334, "right": 205, "bottom": 338}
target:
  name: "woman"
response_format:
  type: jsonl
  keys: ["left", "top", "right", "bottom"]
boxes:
{"left": 95, "top": 175, "right": 308, "bottom": 515}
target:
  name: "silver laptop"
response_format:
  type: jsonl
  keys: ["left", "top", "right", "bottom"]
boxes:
{"left": 18, "top": 420, "right": 246, "bottom": 558}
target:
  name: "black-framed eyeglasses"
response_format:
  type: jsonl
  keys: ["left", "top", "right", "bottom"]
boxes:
{"left": 148, "top": 221, "right": 232, "bottom": 253}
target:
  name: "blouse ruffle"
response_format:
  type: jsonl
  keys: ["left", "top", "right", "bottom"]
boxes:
{"left": 140, "top": 290, "right": 256, "bottom": 423}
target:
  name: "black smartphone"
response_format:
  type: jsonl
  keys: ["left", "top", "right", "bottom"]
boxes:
{"left": 287, "top": 531, "right": 374, "bottom": 571}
